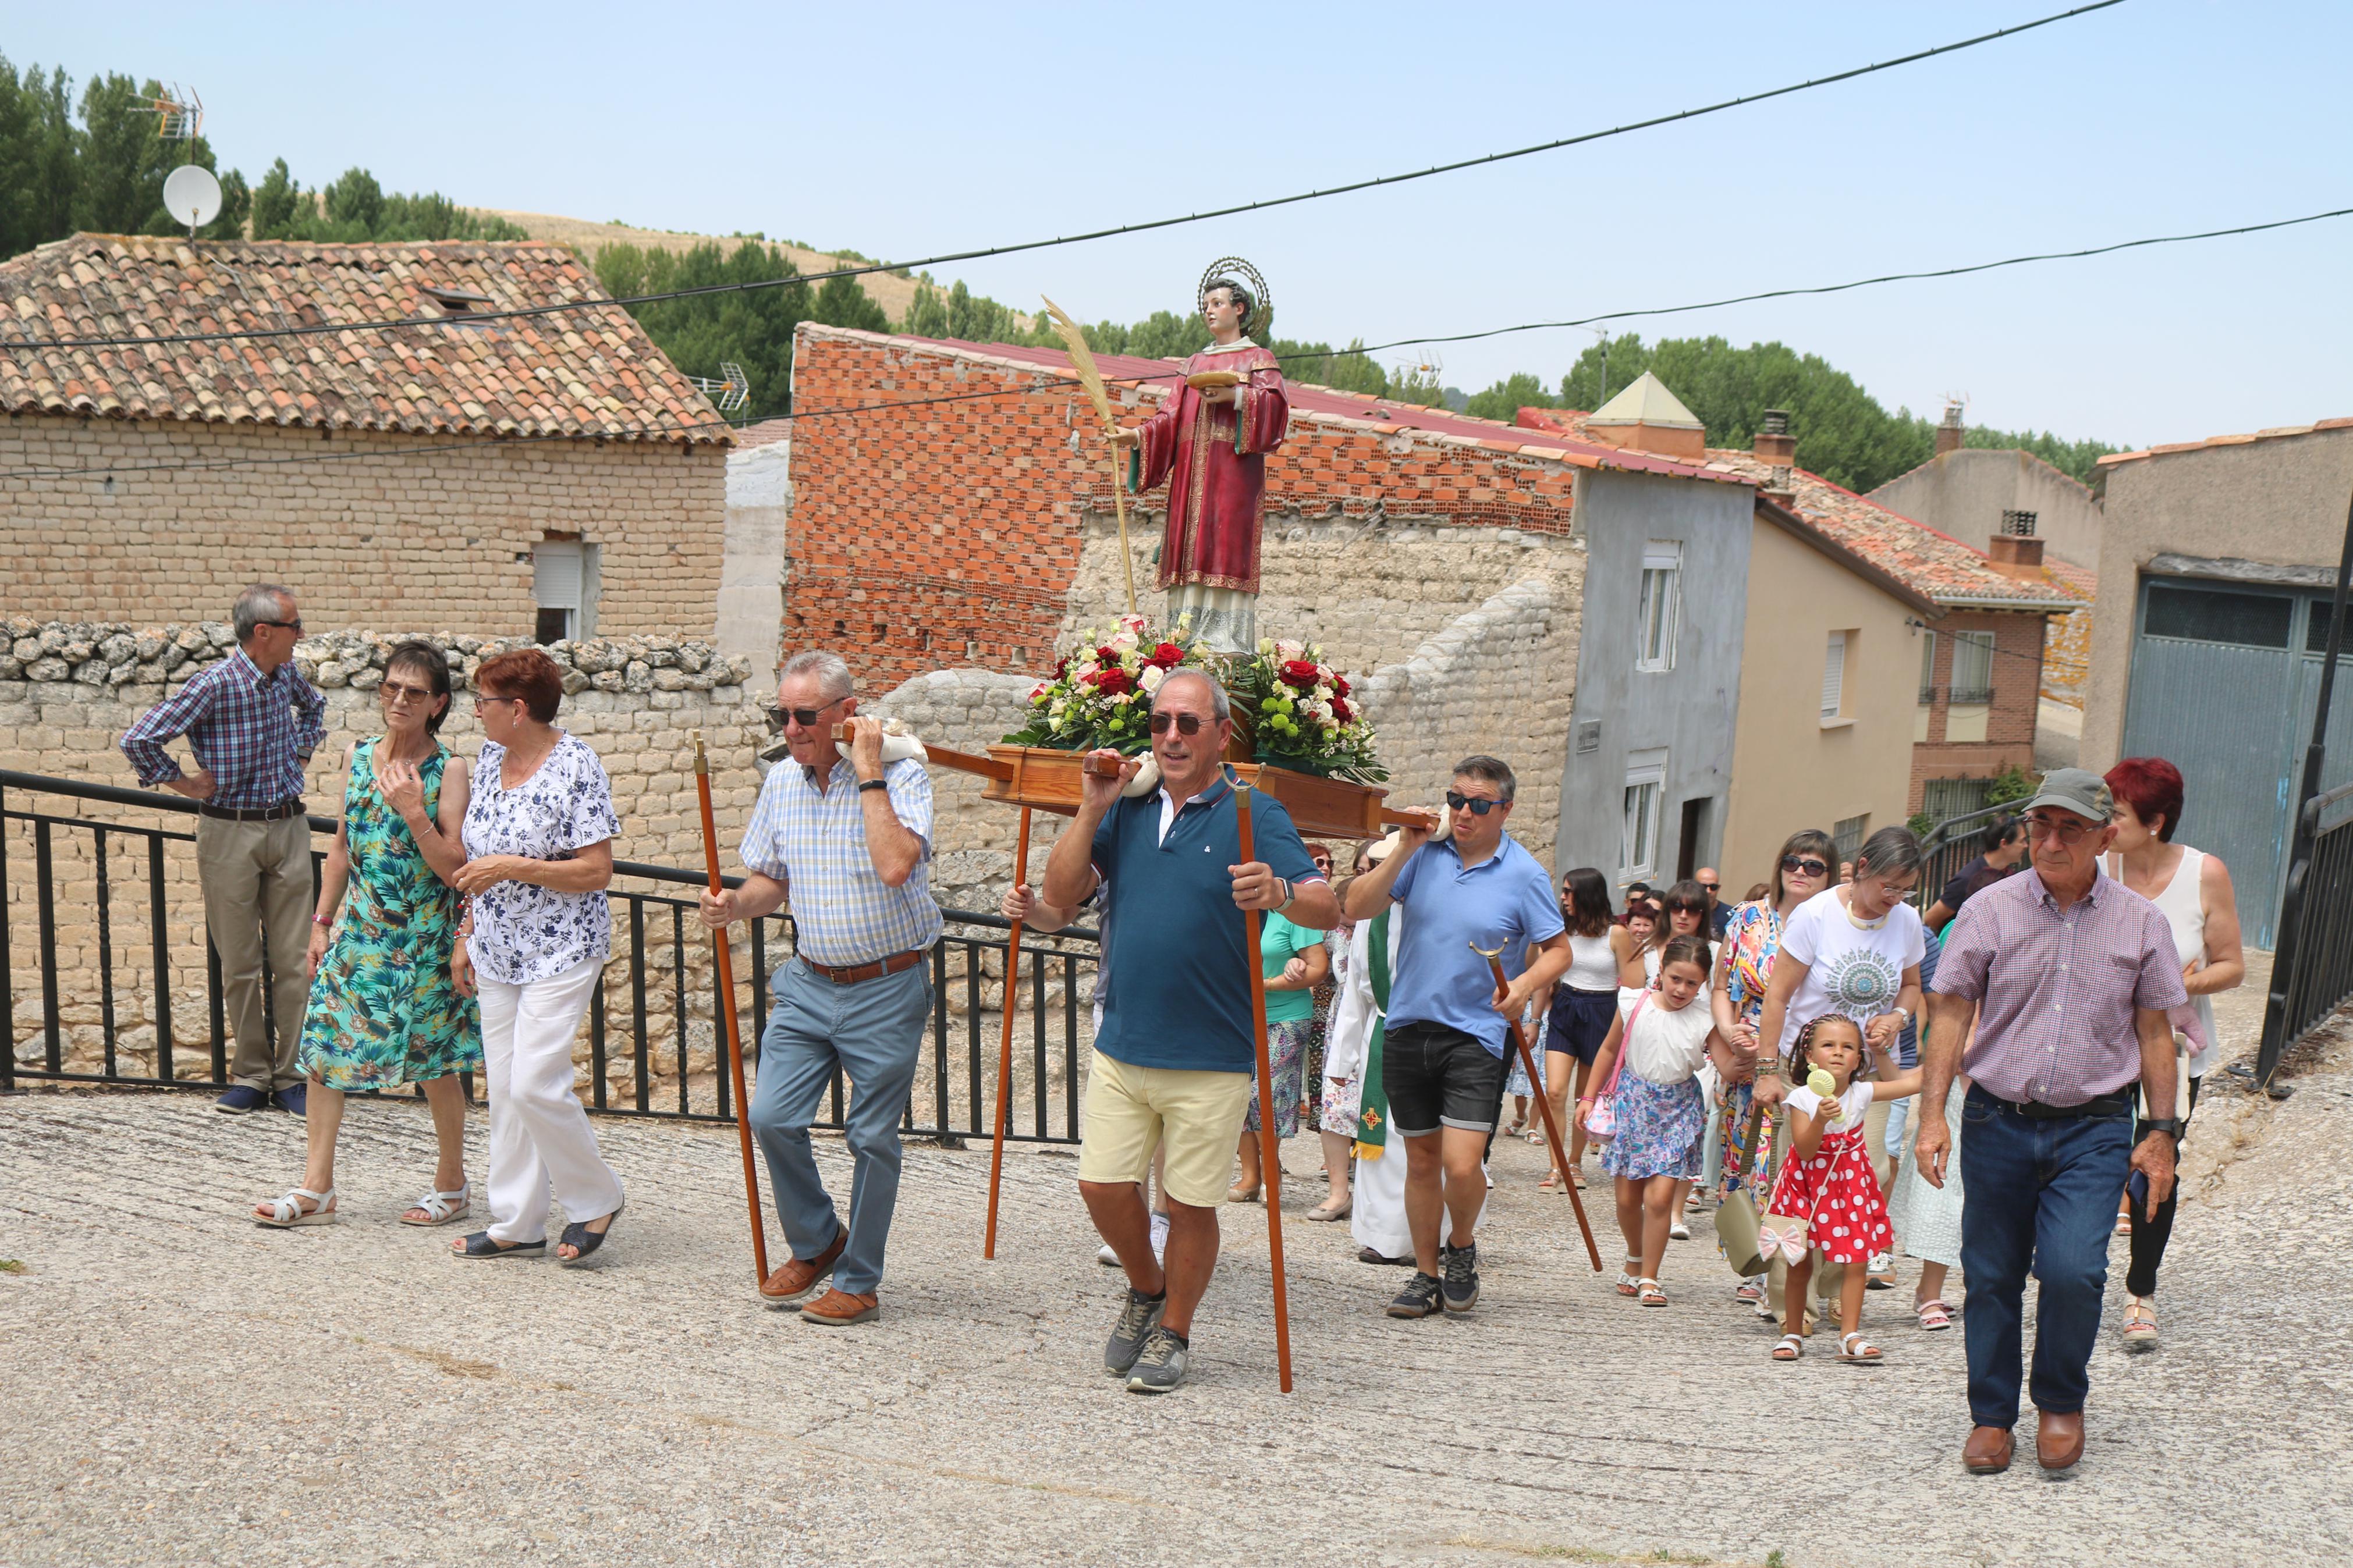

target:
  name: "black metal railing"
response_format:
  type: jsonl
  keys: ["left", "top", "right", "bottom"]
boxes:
{"left": 2255, "top": 778, "right": 2353, "bottom": 1085}
{"left": 0, "top": 769, "right": 1094, "bottom": 1146}
{"left": 1914, "top": 802, "right": 2010, "bottom": 917}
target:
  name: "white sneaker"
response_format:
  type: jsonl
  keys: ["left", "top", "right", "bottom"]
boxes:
{"left": 1669, "top": 1221, "right": 1691, "bottom": 1241}
{"left": 1099, "top": 1213, "right": 1172, "bottom": 1267}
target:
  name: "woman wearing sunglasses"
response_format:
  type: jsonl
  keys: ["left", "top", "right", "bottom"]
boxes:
{"left": 1706, "top": 829, "right": 1836, "bottom": 1310}
{"left": 252, "top": 642, "right": 481, "bottom": 1230}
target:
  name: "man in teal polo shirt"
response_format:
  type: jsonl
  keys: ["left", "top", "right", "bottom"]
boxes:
{"left": 1341, "top": 755, "right": 1570, "bottom": 1319}
{"left": 1042, "top": 669, "right": 1337, "bottom": 1394}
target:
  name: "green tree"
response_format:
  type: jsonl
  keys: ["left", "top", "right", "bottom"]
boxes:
{"left": 598, "top": 239, "right": 812, "bottom": 415}
{"left": 0, "top": 57, "right": 76, "bottom": 258}
{"left": 1465, "top": 371, "right": 1559, "bottom": 423}
{"left": 812, "top": 271, "right": 888, "bottom": 332}
{"left": 248, "top": 158, "right": 299, "bottom": 239}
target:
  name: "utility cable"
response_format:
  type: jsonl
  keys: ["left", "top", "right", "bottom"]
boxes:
{"left": 0, "top": 1, "right": 2125, "bottom": 355}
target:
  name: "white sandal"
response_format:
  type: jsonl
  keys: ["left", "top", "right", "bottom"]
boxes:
{"left": 401, "top": 1183, "right": 471, "bottom": 1227}
{"left": 1837, "top": 1330, "right": 1884, "bottom": 1364}
{"left": 1638, "top": 1277, "right": 1669, "bottom": 1307}
{"left": 254, "top": 1186, "right": 336, "bottom": 1228}
{"left": 1772, "top": 1332, "right": 1805, "bottom": 1361}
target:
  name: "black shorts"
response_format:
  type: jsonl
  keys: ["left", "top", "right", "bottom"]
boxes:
{"left": 1382, "top": 1020, "right": 1509, "bottom": 1136}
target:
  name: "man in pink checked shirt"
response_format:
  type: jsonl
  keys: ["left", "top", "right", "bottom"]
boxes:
{"left": 1917, "top": 768, "right": 2187, "bottom": 1478}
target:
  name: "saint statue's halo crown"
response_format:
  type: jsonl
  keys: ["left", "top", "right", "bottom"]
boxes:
{"left": 1197, "top": 256, "right": 1273, "bottom": 343}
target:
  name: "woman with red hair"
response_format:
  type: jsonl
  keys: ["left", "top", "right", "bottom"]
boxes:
{"left": 2101, "top": 756, "right": 2245, "bottom": 1350}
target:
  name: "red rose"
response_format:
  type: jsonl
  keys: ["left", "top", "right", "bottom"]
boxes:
{"left": 1088, "top": 667, "right": 1132, "bottom": 695}
{"left": 1332, "top": 674, "right": 1350, "bottom": 697}
{"left": 1053, "top": 656, "right": 1071, "bottom": 680}
{"left": 1279, "top": 659, "right": 1321, "bottom": 689}
{"left": 1096, "top": 645, "right": 1122, "bottom": 665}
{"left": 1147, "top": 641, "right": 1187, "bottom": 669}
{"left": 1331, "top": 696, "right": 1353, "bottom": 721}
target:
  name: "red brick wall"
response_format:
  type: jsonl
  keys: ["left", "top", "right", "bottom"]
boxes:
{"left": 1910, "top": 608, "right": 2047, "bottom": 811}
{"left": 785, "top": 326, "right": 1579, "bottom": 688}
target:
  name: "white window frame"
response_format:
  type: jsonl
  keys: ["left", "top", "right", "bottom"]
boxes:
{"left": 1621, "top": 747, "right": 1667, "bottom": 881}
{"left": 533, "top": 539, "right": 599, "bottom": 643}
{"left": 1950, "top": 630, "right": 1996, "bottom": 705}
{"left": 1635, "top": 541, "right": 1682, "bottom": 673}
{"left": 1821, "top": 630, "right": 1848, "bottom": 723}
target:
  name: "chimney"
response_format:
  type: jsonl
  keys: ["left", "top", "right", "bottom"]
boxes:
{"left": 1935, "top": 400, "right": 1965, "bottom": 457}
{"left": 1752, "top": 408, "right": 1795, "bottom": 467}
{"left": 1762, "top": 464, "right": 1797, "bottom": 507}
{"left": 1986, "top": 534, "right": 2046, "bottom": 579}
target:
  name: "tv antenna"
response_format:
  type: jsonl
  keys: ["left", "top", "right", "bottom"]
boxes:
{"left": 688, "top": 361, "right": 750, "bottom": 415}
{"left": 162, "top": 165, "right": 223, "bottom": 241}
{"left": 141, "top": 85, "right": 204, "bottom": 141}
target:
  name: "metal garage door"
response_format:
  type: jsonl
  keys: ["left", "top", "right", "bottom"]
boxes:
{"left": 2120, "top": 580, "right": 2306, "bottom": 945}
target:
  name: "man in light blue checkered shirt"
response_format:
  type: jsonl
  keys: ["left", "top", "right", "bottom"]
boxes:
{"left": 700, "top": 650, "right": 941, "bottom": 1327}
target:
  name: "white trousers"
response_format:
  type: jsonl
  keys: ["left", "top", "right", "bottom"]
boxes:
{"left": 480, "top": 955, "right": 624, "bottom": 1244}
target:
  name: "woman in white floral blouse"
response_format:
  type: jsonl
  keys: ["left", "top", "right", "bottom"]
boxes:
{"left": 449, "top": 648, "right": 626, "bottom": 1266}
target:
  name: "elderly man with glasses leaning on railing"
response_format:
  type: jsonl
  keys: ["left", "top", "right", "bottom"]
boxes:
{"left": 1915, "top": 768, "right": 2188, "bottom": 1478}
{"left": 119, "top": 584, "right": 325, "bottom": 1117}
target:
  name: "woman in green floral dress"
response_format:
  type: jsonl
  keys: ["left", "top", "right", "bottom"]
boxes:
{"left": 252, "top": 642, "right": 484, "bottom": 1230}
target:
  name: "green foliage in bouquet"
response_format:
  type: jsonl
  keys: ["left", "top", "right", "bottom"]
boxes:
{"left": 1002, "top": 614, "right": 1216, "bottom": 754}
{"left": 1228, "top": 637, "right": 1387, "bottom": 783}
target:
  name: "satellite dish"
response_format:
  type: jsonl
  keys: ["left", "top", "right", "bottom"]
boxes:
{"left": 162, "top": 165, "right": 223, "bottom": 232}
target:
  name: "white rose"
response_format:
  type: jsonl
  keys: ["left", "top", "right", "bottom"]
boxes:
{"left": 1138, "top": 666, "right": 1165, "bottom": 695}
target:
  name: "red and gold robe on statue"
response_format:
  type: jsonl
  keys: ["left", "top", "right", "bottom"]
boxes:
{"left": 1126, "top": 339, "right": 1288, "bottom": 653}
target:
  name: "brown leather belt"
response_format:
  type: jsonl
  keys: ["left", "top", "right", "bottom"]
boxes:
{"left": 803, "top": 948, "right": 928, "bottom": 985}
{"left": 195, "top": 799, "right": 304, "bottom": 823}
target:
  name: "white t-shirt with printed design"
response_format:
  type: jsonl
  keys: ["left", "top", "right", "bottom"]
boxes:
{"left": 1773, "top": 887, "right": 1925, "bottom": 1059}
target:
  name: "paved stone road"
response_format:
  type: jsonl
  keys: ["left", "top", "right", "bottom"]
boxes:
{"left": 3, "top": 1009, "right": 2348, "bottom": 1566}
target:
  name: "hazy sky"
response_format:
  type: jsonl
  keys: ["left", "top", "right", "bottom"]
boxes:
{"left": 13, "top": 1, "right": 2347, "bottom": 446}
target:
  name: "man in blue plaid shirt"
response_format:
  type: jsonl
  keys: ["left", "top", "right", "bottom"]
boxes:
{"left": 700, "top": 649, "right": 939, "bottom": 1327}
{"left": 120, "top": 585, "right": 325, "bottom": 1114}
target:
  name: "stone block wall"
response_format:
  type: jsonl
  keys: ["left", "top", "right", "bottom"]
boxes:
{"left": 2042, "top": 605, "right": 2091, "bottom": 709}
{"left": 1, "top": 621, "right": 771, "bottom": 1097}
{"left": 0, "top": 416, "right": 727, "bottom": 638}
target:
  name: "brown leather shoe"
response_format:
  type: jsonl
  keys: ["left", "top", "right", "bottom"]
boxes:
{"left": 798, "top": 1286, "right": 879, "bottom": 1326}
{"left": 2036, "top": 1409, "right": 2085, "bottom": 1471}
{"left": 757, "top": 1228, "right": 847, "bottom": 1310}
{"left": 1963, "top": 1424, "right": 2016, "bottom": 1474}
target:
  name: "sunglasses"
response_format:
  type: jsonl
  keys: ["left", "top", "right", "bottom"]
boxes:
{"left": 1148, "top": 712, "right": 1208, "bottom": 735}
{"left": 1781, "top": 855, "right": 1830, "bottom": 877}
{"left": 256, "top": 618, "right": 303, "bottom": 633}
{"left": 380, "top": 680, "right": 435, "bottom": 703}
{"left": 1697, "top": 881, "right": 1720, "bottom": 892}
{"left": 1445, "top": 791, "right": 1503, "bottom": 816}
{"left": 768, "top": 698, "right": 849, "bottom": 729}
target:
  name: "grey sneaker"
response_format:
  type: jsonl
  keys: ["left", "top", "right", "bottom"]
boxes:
{"left": 1103, "top": 1288, "right": 1166, "bottom": 1377}
{"left": 1124, "top": 1326, "right": 1189, "bottom": 1393}
{"left": 1442, "top": 1241, "right": 1480, "bottom": 1314}
{"left": 1386, "top": 1270, "right": 1443, "bottom": 1318}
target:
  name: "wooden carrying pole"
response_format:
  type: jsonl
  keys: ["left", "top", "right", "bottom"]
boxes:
{"left": 1233, "top": 776, "right": 1296, "bottom": 1393}
{"left": 1473, "top": 943, "right": 1603, "bottom": 1272}
{"left": 693, "top": 733, "right": 770, "bottom": 1286}
{"left": 982, "top": 807, "right": 1034, "bottom": 1258}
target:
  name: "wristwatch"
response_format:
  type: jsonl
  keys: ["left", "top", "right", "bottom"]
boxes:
{"left": 857, "top": 778, "right": 889, "bottom": 794}
{"left": 2137, "top": 1118, "right": 2184, "bottom": 1142}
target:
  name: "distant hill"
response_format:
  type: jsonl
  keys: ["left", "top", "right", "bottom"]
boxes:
{"left": 467, "top": 209, "right": 925, "bottom": 323}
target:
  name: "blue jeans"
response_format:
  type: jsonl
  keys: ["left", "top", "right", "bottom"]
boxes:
{"left": 1883, "top": 1096, "right": 1911, "bottom": 1167}
{"left": 750, "top": 957, "right": 932, "bottom": 1297}
{"left": 1958, "top": 1084, "right": 2132, "bottom": 1427}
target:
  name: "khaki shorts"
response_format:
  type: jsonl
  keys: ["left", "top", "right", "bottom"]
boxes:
{"left": 1078, "top": 1049, "right": 1254, "bottom": 1210}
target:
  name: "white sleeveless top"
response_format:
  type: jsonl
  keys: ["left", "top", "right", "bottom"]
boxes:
{"left": 2106, "top": 846, "right": 2217, "bottom": 1076}
{"left": 1564, "top": 931, "right": 1618, "bottom": 991}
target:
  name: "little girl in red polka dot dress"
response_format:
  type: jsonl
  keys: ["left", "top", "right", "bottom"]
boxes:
{"left": 1764, "top": 1015, "right": 1921, "bottom": 1364}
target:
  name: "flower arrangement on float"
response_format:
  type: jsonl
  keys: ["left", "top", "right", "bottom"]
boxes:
{"left": 1001, "top": 613, "right": 1215, "bottom": 754}
{"left": 1228, "top": 637, "right": 1387, "bottom": 783}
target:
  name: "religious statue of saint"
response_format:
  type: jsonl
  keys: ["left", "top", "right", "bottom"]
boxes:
{"left": 1116, "top": 260, "right": 1289, "bottom": 656}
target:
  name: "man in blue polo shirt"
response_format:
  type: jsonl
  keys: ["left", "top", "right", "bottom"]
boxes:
{"left": 1341, "top": 755, "right": 1569, "bottom": 1319}
{"left": 1041, "top": 669, "right": 1336, "bottom": 1394}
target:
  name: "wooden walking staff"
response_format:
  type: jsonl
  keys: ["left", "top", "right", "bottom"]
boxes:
{"left": 982, "top": 806, "right": 1034, "bottom": 1260}
{"left": 693, "top": 732, "right": 770, "bottom": 1286}
{"left": 1471, "top": 941, "right": 1603, "bottom": 1272}
{"left": 1231, "top": 771, "right": 1296, "bottom": 1393}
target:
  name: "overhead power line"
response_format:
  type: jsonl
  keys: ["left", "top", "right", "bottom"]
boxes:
{"left": 0, "top": 1, "right": 2126, "bottom": 356}
{"left": 2, "top": 194, "right": 2340, "bottom": 482}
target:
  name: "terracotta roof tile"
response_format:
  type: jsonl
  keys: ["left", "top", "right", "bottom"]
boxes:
{"left": 0, "top": 233, "right": 725, "bottom": 444}
{"left": 2100, "top": 414, "right": 2353, "bottom": 468}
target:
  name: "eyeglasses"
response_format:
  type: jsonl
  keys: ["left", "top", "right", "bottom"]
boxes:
{"left": 381, "top": 680, "right": 434, "bottom": 704}
{"left": 1445, "top": 791, "right": 1504, "bottom": 816}
{"left": 2026, "top": 814, "right": 2097, "bottom": 844}
{"left": 1781, "top": 855, "right": 1830, "bottom": 877}
{"left": 768, "top": 697, "right": 849, "bottom": 729}
{"left": 255, "top": 618, "right": 303, "bottom": 633}
{"left": 471, "top": 695, "right": 523, "bottom": 712}
{"left": 1148, "top": 712, "right": 1208, "bottom": 736}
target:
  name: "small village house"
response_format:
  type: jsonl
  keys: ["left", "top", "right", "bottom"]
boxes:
{"left": 0, "top": 234, "right": 729, "bottom": 639}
